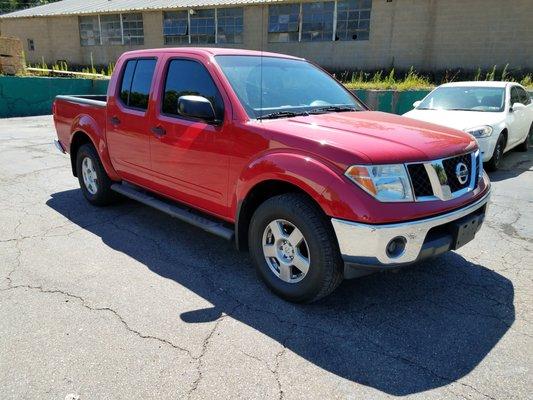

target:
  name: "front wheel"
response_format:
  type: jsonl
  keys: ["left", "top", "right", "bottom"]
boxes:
{"left": 516, "top": 124, "right": 532, "bottom": 152}
{"left": 248, "top": 193, "right": 344, "bottom": 303}
{"left": 485, "top": 133, "right": 505, "bottom": 171}
{"left": 76, "top": 143, "right": 117, "bottom": 206}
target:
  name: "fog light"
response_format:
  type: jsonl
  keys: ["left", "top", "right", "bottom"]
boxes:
{"left": 386, "top": 236, "right": 407, "bottom": 258}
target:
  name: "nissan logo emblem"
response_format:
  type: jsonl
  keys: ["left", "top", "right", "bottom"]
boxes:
{"left": 455, "top": 162, "right": 469, "bottom": 185}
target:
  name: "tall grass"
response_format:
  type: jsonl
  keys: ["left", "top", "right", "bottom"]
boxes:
{"left": 343, "top": 66, "right": 533, "bottom": 90}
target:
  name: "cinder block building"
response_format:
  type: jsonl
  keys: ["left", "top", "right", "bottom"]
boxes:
{"left": 0, "top": 0, "right": 531, "bottom": 71}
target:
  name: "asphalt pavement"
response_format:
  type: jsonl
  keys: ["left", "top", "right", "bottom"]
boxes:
{"left": 0, "top": 116, "right": 531, "bottom": 399}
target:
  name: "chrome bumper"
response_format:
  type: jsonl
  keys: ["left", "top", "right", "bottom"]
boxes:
{"left": 331, "top": 189, "right": 490, "bottom": 268}
{"left": 54, "top": 139, "right": 66, "bottom": 154}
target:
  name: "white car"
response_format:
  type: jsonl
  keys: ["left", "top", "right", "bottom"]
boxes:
{"left": 403, "top": 82, "right": 533, "bottom": 170}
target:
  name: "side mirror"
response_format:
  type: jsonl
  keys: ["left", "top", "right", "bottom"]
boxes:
{"left": 177, "top": 95, "right": 218, "bottom": 123}
{"left": 510, "top": 102, "right": 526, "bottom": 112}
{"left": 413, "top": 100, "right": 422, "bottom": 108}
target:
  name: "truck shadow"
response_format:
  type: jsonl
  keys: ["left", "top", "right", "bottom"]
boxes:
{"left": 47, "top": 190, "right": 514, "bottom": 396}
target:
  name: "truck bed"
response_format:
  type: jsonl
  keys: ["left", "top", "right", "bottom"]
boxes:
{"left": 55, "top": 94, "right": 107, "bottom": 107}
{"left": 53, "top": 95, "right": 108, "bottom": 154}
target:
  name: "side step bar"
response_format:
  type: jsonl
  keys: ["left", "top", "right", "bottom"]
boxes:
{"left": 111, "top": 183, "right": 234, "bottom": 241}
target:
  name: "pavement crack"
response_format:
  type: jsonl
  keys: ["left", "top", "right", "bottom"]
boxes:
{"left": 2, "top": 284, "right": 195, "bottom": 359}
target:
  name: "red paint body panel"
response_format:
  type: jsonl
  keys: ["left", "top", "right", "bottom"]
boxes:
{"left": 53, "top": 47, "right": 490, "bottom": 226}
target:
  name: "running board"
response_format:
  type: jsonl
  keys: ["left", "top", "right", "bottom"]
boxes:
{"left": 111, "top": 183, "right": 234, "bottom": 241}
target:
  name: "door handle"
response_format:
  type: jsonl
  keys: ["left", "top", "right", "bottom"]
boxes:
{"left": 151, "top": 126, "right": 166, "bottom": 137}
{"left": 110, "top": 116, "right": 121, "bottom": 125}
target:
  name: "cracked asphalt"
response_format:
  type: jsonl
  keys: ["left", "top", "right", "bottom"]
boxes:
{"left": 0, "top": 115, "right": 531, "bottom": 400}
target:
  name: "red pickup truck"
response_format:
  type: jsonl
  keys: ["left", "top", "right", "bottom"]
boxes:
{"left": 53, "top": 48, "right": 490, "bottom": 302}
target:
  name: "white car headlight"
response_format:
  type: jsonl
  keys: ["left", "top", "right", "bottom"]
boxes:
{"left": 345, "top": 164, "right": 414, "bottom": 202}
{"left": 465, "top": 125, "right": 493, "bottom": 138}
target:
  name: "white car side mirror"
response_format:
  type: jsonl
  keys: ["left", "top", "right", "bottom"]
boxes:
{"left": 511, "top": 102, "right": 526, "bottom": 112}
{"left": 413, "top": 100, "right": 422, "bottom": 108}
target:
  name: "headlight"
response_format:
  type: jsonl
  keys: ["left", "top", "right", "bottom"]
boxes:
{"left": 345, "top": 164, "right": 414, "bottom": 202}
{"left": 465, "top": 125, "right": 493, "bottom": 138}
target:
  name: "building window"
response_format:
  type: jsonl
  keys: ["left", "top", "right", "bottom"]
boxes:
{"left": 79, "top": 15, "right": 100, "bottom": 46}
{"left": 217, "top": 8, "right": 243, "bottom": 44}
{"left": 163, "top": 11, "right": 189, "bottom": 45}
{"left": 100, "top": 14, "right": 122, "bottom": 45}
{"left": 301, "top": 2, "right": 335, "bottom": 42}
{"left": 336, "top": 0, "right": 372, "bottom": 41}
{"left": 268, "top": 4, "right": 300, "bottom": 43}
{"left": 190, "top": 9, "right": 216, "bottom": 44}
{"left": 122, "top": 13, "right": 144, "bottom": 45}
{"left": 79, "top": 13, "right": 145, "bottom": 46}
{"left": 27, "top": 39, "right": 35, "bottom": 51}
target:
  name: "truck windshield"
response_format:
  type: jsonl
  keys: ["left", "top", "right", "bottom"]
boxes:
{"left": 417, "top": 87, "right": 506, "bottom": 112}
{"left": 215, "top": 55, "right": 363, "bottom": 119}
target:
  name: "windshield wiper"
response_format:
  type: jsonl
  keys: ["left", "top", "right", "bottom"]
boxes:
{"left": 309, "top": 105, "right": 359, "bottom": 114}
{"left": 258, "top": 111, "right": 309, "bottom": 120}
{"left": 446, "top": 108, "right": 481, "bottom": 112}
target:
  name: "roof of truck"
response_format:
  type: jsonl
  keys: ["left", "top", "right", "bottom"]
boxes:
{"left": 123, "top": 47, "right": 304, "bottom": 60}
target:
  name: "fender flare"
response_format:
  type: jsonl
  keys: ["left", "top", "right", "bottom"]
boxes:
{"left": 70, "top": 114, "right": 120, "bottom": 181}
{"left": 232, "top": 151, "right": 342, "bottom": 218}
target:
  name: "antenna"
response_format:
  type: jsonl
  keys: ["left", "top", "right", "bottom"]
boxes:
{"left": 260, "top": 4, "right": 264, "bottom": 122}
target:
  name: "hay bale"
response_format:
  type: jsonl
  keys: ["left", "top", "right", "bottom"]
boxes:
{"left": 0, "top": 37, "right": 24, "bottom": 75}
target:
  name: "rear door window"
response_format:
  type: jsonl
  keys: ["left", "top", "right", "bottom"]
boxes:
{"left": 119, "top": 58, "right": 157, "bottom": 110}
{"left": 516, "top": 87, "right": 531, "bottom": 105}
{"left": 162, "top": 59, "right": 224, "bottom": 120}
{"left": 510, "top": 87, "right": 521, "bottom": 105}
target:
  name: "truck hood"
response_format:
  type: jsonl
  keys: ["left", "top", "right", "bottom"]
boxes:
{"left": 403, "top": 109, "right": 505, "bottom": 131}
{"left": 261, "top": 111, "right": 477, "bottom": 165}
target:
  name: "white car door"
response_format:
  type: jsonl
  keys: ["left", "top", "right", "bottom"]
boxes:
{"left": 506, "top": 86, "right": 529, "bottom": 147}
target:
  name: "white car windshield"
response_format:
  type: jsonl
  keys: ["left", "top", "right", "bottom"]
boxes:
{"left": 417, "top": 87, "right": 505, "bottom": 112}
{"left": 216, "top": 55, "right": 364, "bottom": 119}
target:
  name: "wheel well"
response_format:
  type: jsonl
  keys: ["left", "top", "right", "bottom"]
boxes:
{"left": 70, "top": 131, "right": 93, "bottom": 177}
{"left": 235, "top": 180, "right": 324, "bottom": 251}
{"left": 500, "top": 128, "right": 508, "bottom": 147}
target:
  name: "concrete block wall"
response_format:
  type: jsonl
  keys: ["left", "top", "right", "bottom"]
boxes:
{"left": 1, "top": 0, "right": 531, "bottom": 70}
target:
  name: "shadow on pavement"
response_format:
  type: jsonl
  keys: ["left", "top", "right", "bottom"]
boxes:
{"left": 486, "top": 147, "right": 532, "bottom": 182}
{"left": 47, "top": 190, "right": 514, "bottom": 396}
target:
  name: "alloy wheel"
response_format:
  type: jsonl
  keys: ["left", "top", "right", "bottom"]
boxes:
{"left": 262, "top": 219, "right": 311, "bottom": 283}
{"left": 81, "top": 156, "right": 98, "bottom": 195}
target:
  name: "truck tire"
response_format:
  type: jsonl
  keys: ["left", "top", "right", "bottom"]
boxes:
{"left": 76, "top": 143, "right": 117, "bottom": 206}
{"left": 248, "top": 193, "right": 344, "bottom": 303}
{"left": 516, "top": 123, "right": 532, "bottom": 152}
{"left": 485, "top": 133, "right": 505, "bottom": 171}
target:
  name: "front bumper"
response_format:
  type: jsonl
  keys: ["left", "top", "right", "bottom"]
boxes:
{"left": 476, "top": 136, "right": 498, "bottom": 162}
{"left": 331, "top": 189, "right": 491, "bottom": 277}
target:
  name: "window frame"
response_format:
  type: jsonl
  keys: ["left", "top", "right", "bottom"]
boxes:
{"left": 216, "top": 7, "right": 244, "bottom": 44}
{"left": 117, "top": 57, "right": 158, "bottom": 113}
{"left": 301, "top": 1, "right": 335, "bottom": 42}
{"left": 163, "top": 10, "right": 190, "bottom": 45}
{"left": 160, "top": 57, "right": 225, "bottom": 125}
{"left": 79, "top": 13, "right": 145, "bottom": 47}
{"left": 122, "top": 13, "right": 145, "bottom": 45}
{"left": 267, "top": 0, "right": 373, "bottom": 43}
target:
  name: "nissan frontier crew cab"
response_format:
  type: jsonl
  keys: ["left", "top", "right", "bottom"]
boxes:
{"left": 53, "top": 48, "right": 490, "bottom": 303}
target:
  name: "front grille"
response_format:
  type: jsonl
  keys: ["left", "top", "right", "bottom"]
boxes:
{"left": 407, "top": 151, "right": 477, "bottom": 201}
{"left": 442, "top": 153, "right": 472, "bottom": 192}
{"left": 407, "top": 164, "right": 433, "bottom": 197}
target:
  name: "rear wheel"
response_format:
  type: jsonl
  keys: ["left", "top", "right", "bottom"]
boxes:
{"left": 248, "top": 193, "right": 343, "bottom": 303}
{"left": 485, "top": 133, "right": 505, "bottom": 171}
{"left": 516, "top": 123, "right": 532, "bottom": 152}
{"left": 76, "top": 143, "right": 117, "bottom": 206}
